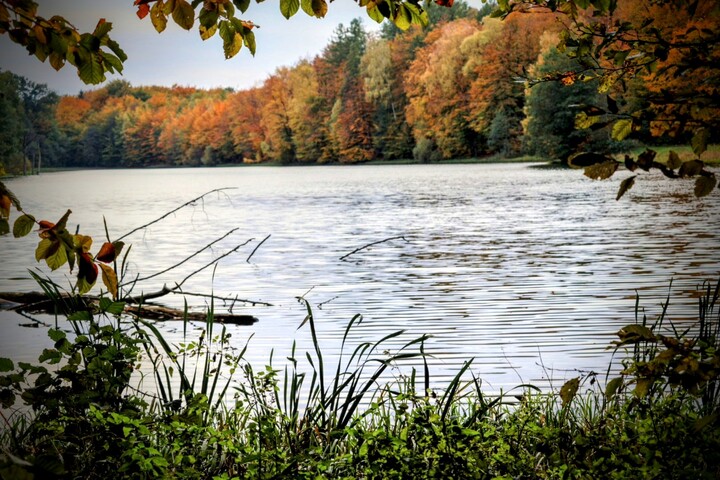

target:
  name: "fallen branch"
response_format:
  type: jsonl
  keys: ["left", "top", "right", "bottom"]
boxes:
{"left": 124, "top": 305, "right": 258, "bottom": 325}
{"left": 339, "top": 235, "right": 409, "bottom": 261}
{"left": 116, "top": 187, "right": 236, "bottom": 242}
{"left": 246, "top": 234, "right": 271, "bottom": 263}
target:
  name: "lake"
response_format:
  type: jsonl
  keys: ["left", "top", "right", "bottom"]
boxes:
{"left": 1, "top": 164, "right": 718, "bottom": 395}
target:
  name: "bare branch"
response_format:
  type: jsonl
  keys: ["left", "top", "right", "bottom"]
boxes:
{"left": 118, "top": 228, "right": 243, "bottom": 287}
{"left": 339, "top": 235, "right": 409, "bottom": 261}
{"left": 116, "top": 187, "right": 236, "bottom": 241}
{"left": 246, "top": 234, "right": 271, "bottom": 263}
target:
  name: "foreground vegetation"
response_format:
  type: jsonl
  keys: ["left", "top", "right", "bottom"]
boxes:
{"left": 1, "top": 276, "right": 718, "bottom": 479}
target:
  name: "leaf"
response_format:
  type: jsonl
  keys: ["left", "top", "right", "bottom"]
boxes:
{"left": 77, "top": 251, "right": 98, "bottom": 288}
{"left": 151, "top": 1, "right": 168, "bottom": 33}
{"left": 0, "top": 358, "right": 14, "bottom": 372}
{"left": 605, "top": 377, "right": 623, "bottom": 400}
{"left": 224, "top": 31, "right": 242, "bottom": 59}
{"left": 691, "top": 127, "right": 710, "bottom": 157}
{"left": 636, "top": 149, "right": 656, "bottom": 171}
{"left": 584, "top": 160, "right": 618, "bottom": 180}
{"left": 234, "top": 0, "right": 251, "bottom": 13}
{"left": 199, "top": 23, "right": 217, "bottom": 40}
{"left": 678, "top": 159, "right": 704, "bottom": 177}
{"left": 100, "top": 263, "right": 119, "bottom": 299}
{"left": 695, "top": 175, "right": 717, "bottom": 198}
{"left": 172, "top": 0, "right": 195, "bottom": 30}
{"left": 366, "top": 4, "right": 384, "bottom": 23}
{"left": 48, "top": 328, "right": 66, "bottom": 342}
{"left": 617, "top": 324, "right": 656, "bottom": 344}
{"left": 45, "top": 242, "right": 69, "bottom": 271}
{"left": 0, "top": 218, "right": 8, "bottom": 236}
{"left": 73, "top": 234, "right": 93, "bottom": 253}
{"left": 280, "top": 0, "right": 300, "bottom": 19}
{"left": 78, "top": 52, "right": 106, "bottom": 85}
{"left": 616, "top": 175, "right": 636, "bottom": 200}
{"left": 611, "top": 118, "right": 633, "bottom": 141}
{"left": 312, "top": 0, "right": 328, "bottom": 17}
{"left": 634, "top": 378, "right": 652, "bottom": 398}
{"left": 666, "top": 150, "right": 682, "bottom": 170}
{"left": 96, "top": 241, "right": 119, "bottom": 263}
{"left": 560, "top": 377, "right": 579, "bottom": 407}
{"left": 575, "top": 111, "right": 601, "bottom": 130}
{"left": 243, "top": 29, "right": 256, "bottom": 56}
{"left": 393, "top": 4, "right": 413, "bottom": 31}
{"left": 694, "top": 413, "right": 718, "bottom": 432}
{"left": 12, "top": 214, "right": 35, "bottom": 238}
{"left": 568, "top": 152, "right": 614, "bottom": 168}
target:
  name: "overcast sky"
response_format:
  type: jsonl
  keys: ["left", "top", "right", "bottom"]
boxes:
{"left": 0, "top": 0, "right": 486, "bottom": 95}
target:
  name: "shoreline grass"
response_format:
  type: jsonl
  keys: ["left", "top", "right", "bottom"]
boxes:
{"left": 1, "top": 277, "right": 719, "bottom": 479}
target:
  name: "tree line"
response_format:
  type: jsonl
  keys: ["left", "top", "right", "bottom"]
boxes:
{"left": 1, "top": 1, "right": 717, "bottom": 173}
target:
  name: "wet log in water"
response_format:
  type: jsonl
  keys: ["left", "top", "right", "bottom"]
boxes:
{"left": 0, "top": 291, "right": 258, "bottom": 326}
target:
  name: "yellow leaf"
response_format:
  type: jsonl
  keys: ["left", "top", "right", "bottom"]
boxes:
{"left": 611, "top": 119, "right": 633, "bottom": 141}
{"left": 151, "top": 1, "right": 168, "bottom": 33}
{"left": 100, "top": 263, "right": 119, "bottom": 299}
{"left": 73, "top": 234, "right": 93, "bottom": 253}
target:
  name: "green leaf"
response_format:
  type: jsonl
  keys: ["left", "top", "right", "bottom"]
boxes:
{"left": 243, "top": 29, "right": 256, "bottom": 56}
{"left": 366, "top": 4, "right": 384, "bottom": 23}
{"left": 393, "top": 4, "right": 413, "bottom": 31}
{"left": 611, "top": 118, "right": 633, "bottom": 141}
{"left": 666, "top": 150, "right": 682, "bottom": 170}
{"left": 0, "top": 218, "right": 9, "bottom": 236}
{"left": 45, "top": 243, "right": 68, "bottom": 271}
{"left": 616, "top": 175, "right": 636, "bottom": 200}
{"left": 280, "top": 0, "right": 300, "bottom": 19}
{"left": 695, "top": 175, "right": 717, "bottom": 198}
{"left": 560, "top": 377, "right": 579, "bottom": 407}
{"left": 634, "top": 378, "right": 652, "bottom": 398}
{"left": 102, "top": 53, "right": 124, "bottom": 73}
{"left": 691, "top": 127, "right": 710, "bottom": 157}
{"left": 583, "top": 160, "right": 618, "bottom": 180}
{"left": 172, "top": 0, "right": 195, "bottom": 30}
{"left": 223, "top": 31, "right": 242, "bottom": 59}
{"left": 0, "top": 358, "right": 14, "bottom": 372}
{"left": 605, "top": 377, "right": 623, "bottom": 400}
{"left": 78, "top": 52, "right": 106, "bottom": 85}
{"left": 68, "top": 310, "right": 93, "bottom": 321}
{"left": 234, "top": 0, "right": 251, "bottom": 13}
{"left": 48, "top": 329, "right": 66, "bottom": 342}
{"left": 38, "top": 348, "right": 62, "bottom": 364}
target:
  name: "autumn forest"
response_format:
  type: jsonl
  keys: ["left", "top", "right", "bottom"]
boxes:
{"left": 1, "top": 0, "right": 718, "bottom": 176}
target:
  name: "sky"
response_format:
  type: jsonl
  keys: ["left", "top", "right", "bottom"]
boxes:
{"left": 0, "top": 0, "right": 486, "bottom": 96}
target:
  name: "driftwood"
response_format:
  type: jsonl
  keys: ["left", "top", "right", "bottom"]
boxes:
{"left": 0, "top": 291, "right": 259, "bottom": 325}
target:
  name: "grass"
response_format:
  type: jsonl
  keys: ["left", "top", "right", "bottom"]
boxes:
{"left": 1, "top": 277, "right": 720, "bottom": 478}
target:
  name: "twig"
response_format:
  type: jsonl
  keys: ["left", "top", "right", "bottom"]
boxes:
{"left": 317, "top": 296, "right": 338, "bottom": 310}
{"left": 246, "top": 234, "right": 271, "bottom": 263}
{"left": 116, "top": 188, "right": 236, "bottom": 241}
{"left": 169, "top": 291, "right": 272, "bottom": 307}
{"left": 339, "top": 235, "right": 409, "bottom": 261}
{"left": 123, "top": 239, "right": 252, "bottom": 304}
{"left": 118, "top": 228, "right": 243, "bottom": 287}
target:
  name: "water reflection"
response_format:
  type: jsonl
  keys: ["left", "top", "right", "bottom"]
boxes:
{"left": 0, "top": 164, "right": 718, "bottom": 394}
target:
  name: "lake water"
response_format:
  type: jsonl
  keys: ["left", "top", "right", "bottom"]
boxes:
{"left": 1, "top": 164, "right": 718, "bottom": 395}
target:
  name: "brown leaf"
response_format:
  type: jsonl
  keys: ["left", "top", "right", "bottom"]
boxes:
{"left": 616, "top": 175, "right": 636, "bottom": 200}
{"left": 584, "top": 160, "right": 618, "bottom": 180}
{"left": 679, "top": 159, "right": 705, "bottom": 177}
{"left": 694, "top": 175, "right": 717, "bottom": 198}
{"left": 560, "top": 377, "right": 579, "bottom": 407}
